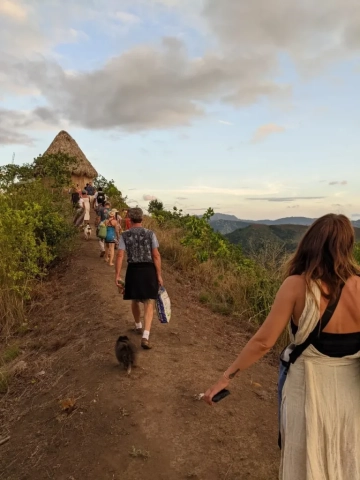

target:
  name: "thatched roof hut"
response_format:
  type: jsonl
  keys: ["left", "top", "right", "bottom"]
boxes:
{"left": 43, "top": 130, "right": 98, "bottom": 188}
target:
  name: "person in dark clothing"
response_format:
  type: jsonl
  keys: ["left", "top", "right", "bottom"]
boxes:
{"left": 71, "top": 188, "right": 80, "bottom": 207}
{"left": 115, "top": 208, "right": 163, "bottom": 350}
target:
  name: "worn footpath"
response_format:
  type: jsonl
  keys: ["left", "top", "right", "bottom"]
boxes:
{"left": 0, "top": 230, "right": 279, "bottom": 480}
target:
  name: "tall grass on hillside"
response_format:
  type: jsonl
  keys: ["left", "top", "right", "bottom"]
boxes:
{"left": 0, "top": 155, "right": 77, "bottom": 339}
{"left": 355, "top": 243, "right": 360, "bottom": 265}
{"left": 146, "top": 204, "right": 284, "bottom": 324}
{"left": 148, "top": 203, "right": 360, "bottom": 330}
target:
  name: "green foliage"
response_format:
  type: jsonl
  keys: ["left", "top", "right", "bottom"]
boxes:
{"left": 94, "top": 175, "right": 128, "bottom": 210}
{"left": 34, "top": 152, "right": 78, "bottom": 188}
{"left": 355, "top": 243, "right": 360, "bottom": 264}
{"left": 0, "top": 152, "right": 78, "bottom": 192}
{"left": 150, "top": 204, "right": 284, "bottom": 323}
{"left": 0, "top": 156, "right": 77, "bottom": 338}
{"left": 148, "top": 199, "right": 164, "bottom": 214}
{"left": 152, "top": 205, "right": 252, "bottom": 269}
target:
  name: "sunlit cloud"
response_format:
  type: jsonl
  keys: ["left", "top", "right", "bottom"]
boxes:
{"left": 251, "top": 123, "right": 285, "bottom": 143}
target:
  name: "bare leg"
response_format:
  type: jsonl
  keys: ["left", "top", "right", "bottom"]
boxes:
{"left": 131, "top": 301, "right": 141, "bottom": 323}
{"left": 143, "top": 301, "right": 154, "bottom": 333}
{"left": 109, "top": 243, "right": 115, "bottom": 266}
{"left": 105, "top": 243, "right": 109, "bottom": 262}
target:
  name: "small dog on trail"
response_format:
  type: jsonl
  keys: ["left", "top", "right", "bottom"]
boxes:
{"left": 115, "top": 336, "right": 137, "bottom": 375}
{"left": 84, "top": 223, "right": 92, "bottom": 240}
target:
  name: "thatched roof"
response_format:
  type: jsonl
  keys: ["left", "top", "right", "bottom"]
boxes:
{"left": 43, "top": 130, "right": 98, "bottom": 178}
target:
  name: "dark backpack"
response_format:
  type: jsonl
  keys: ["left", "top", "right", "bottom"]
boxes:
{"left": 97, "top": 192, "right": 105, "bottom": 205}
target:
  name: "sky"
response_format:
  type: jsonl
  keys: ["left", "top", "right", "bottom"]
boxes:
{"left": 1, "top": 0, "right": 360, "bottom": 220}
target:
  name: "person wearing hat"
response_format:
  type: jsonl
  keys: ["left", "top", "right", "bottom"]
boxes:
{"left": 115, "top": 207, "right": 163, "bottom": 350}
{"left": 104, "top": 211, "right": 119, "bottom": 266}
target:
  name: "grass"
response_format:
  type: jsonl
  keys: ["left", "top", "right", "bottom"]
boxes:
{"left": 1, "top": 344, "right": 20, "bottom": 364}
{"left": 146, "top": 217, "right": 283, "bottom": 326}
{"left": 0, "top": 370, "right": 10, "bottom": 394}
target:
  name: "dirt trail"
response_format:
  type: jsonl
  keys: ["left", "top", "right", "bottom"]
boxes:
{"left": 0, "top": 229, "right": 279, "bottom": 480}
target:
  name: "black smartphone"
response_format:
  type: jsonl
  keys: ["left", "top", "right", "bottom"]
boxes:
{"left": 212, "top": 388, "right": 230, "bottom": 403}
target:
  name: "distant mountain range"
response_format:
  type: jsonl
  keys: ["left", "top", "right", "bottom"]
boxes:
{"left": 225, "top": 224, "right": 360, "bottom": 255}
{"left": 210, "top": 214, "right": 360, "bottom": 236}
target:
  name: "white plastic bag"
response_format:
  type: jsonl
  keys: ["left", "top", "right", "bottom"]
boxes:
{"left": 156, "top": 286, "right": 171, "bottom": 324}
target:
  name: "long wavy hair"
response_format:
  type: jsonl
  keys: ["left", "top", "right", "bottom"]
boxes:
{"left": 285, "top": 214, "right": 360, "bottom": 302}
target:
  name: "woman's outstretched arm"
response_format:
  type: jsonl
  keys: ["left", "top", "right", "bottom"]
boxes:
{"left": 203, "top": 276, "right": 301, "bottom": 405}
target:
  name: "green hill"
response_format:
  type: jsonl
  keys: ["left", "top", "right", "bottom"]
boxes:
{"left": 210, "top": 219, "right": 250, "bottom": 235}
{"left": 226, "top": 224, "right": 360, "bottom": 255}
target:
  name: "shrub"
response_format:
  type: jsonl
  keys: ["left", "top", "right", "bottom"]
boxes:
{"left": 147, "top": 205, "right": 283, "bottom": 324}
{"left": 0, "top": 157, "right": 77, "bottom": 339}
{"left": 354, "top": 243, "right": 360, "bottom": 264}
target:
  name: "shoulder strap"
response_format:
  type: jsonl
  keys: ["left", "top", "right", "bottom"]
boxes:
{"left": 289, "top": 284, "right": 344, "bottom": 364}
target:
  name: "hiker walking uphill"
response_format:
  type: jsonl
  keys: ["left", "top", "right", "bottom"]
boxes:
{"left": 96, "top": 201, "right": 111, "bottom": 257}
{"left": 85, "top": 181, "right": 96, "bottom": 208}
{"left": 104, "top": 211, "right": 119, "bottom": 266}
{"left": 203, "top": 214, "right": 360, "bottom": 480}
{"left": 94, "top": 187, "right": 106, "bottom": 211}
{"left": 115, "top": 208, "right": 163, "bottom": 350}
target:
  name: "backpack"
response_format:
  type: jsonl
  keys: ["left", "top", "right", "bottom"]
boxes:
{"left": 97, "top": 222, "right": 107, "bottom": 239}
{"left": 97, "top": 192, "right": 105, "bottom": 204}
{"left": 277, "top": 286, "right": 344, "bottom": 449}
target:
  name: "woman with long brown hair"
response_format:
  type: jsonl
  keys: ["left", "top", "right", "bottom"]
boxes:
{"left": 204, "top": 214, "right": 360, "bottom": 480}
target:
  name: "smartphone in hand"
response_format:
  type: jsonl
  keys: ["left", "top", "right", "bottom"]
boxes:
{"left": 212, "top": 388, "right": 230, "bottom": 403}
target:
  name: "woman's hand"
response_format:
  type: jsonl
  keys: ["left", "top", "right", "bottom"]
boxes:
{"left": 115, "top": 277, "right": 123, "bottom": 288}
{"left": 157, "top": 275, "right": 164, "bottom": 287}
{"left": 203, "top": 375, "right": 229, "bottom": 406}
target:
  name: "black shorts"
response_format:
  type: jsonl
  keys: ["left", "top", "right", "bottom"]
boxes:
{"left": 123, "top": 263, "right": 158, "bottom": 301}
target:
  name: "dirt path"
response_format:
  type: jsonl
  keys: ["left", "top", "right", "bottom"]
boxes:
{"left": 0, "top": 230, "right": 279, "bottom": 480}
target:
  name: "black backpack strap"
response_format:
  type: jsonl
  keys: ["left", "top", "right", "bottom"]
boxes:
{"left": 289, "top": 284, "right": 344, "bottom": 364}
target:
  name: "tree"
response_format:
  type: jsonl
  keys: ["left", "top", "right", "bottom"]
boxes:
{"left": 94, "top": 175, "right": 128, "bottom": 210}
{"left": 148, "top": 199, "right": 164, "bottom": 214}
{"left": 33, "top": 152, "right": 78, "bottom": 188}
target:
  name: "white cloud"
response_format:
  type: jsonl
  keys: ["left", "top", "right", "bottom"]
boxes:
{"left": 251, "top": 123, "right": 285, "bottom": 143}
{"left": 219, "top": 120, "right": 233, "bottom": 126}
{"left": 143, "top": 194, "right": 158, "bottom": 201}
{"left": 2, "top": 0, "right": 360, "bottom": 142}
{"left": 114, "top": 11, "right": 141, "bottom": 25}
{"left": 151, "top": 184, "right": 280, "bottom": 197}
{"left": 0, "top": 0, "right": 27, "bottom": 21}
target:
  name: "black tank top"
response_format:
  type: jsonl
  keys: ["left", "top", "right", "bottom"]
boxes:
{"left": 291, "top": 320, "right": 360, "bottom": 357}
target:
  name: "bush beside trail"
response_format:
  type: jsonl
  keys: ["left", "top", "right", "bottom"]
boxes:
{"left": 146, "top": 203, "right": 283, "bottom": 325}
{"left": 0, "top": 156, "right": 79, "bottom": 339}
{"left": 147, "top": 201, "right": 360, "bottom": 328}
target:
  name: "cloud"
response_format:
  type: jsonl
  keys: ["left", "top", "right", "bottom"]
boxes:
{"left": 152, "top": 185, "right": 279, "bottom": 196}
{"left": 247, "top": 196, "right": 325, "bottom": 202}
{"left": 329, "top": 180, "right": 348, "bottom": 185}
{"left": 251, "top": 123, "right": 285, "bottom": 143}
{"left": 2, "top": 0, "right": 360, "bottom": 141}
{"left": 219, "top": 120, "right": 233, "bottom": 126}
{"left": 0, "top": 108, "right": 38, "bottom": 146}
{"left": 352, "top": 213, "right": 360, "bottom": 218}
{"left": 143, "top": 195, "right": 158, "bottom": 201}
{"left": 114, "top": 11, "right": 141, "bottom": 25}
{"left": 0, "top": 0, "right": 27, "bottom": 21}
{"left": 176, "top": 197, "right": 188, "bottom": 200}
{"left": 204, "top": 0, "right": 360, "bottom": 70}
{"left": 0, "top": 34, "right": 291, "bottom": 136}
{"left": 287, "top": 205, "right": 300, "bottom": 209}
